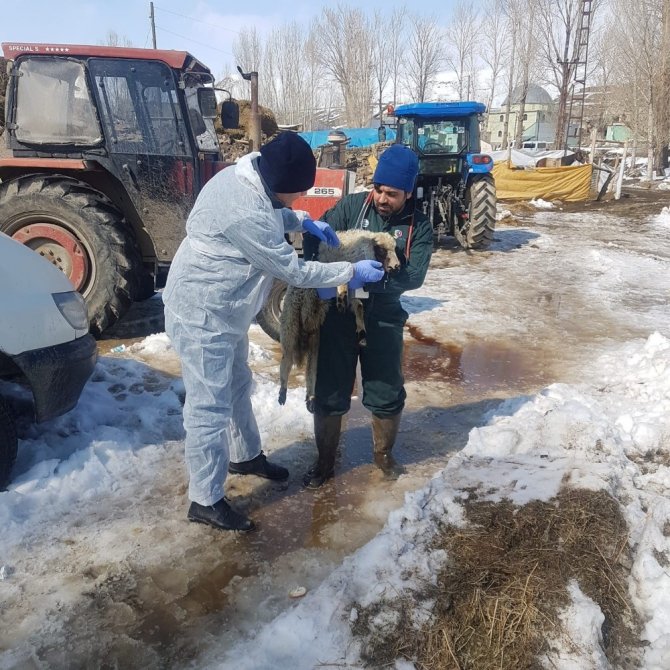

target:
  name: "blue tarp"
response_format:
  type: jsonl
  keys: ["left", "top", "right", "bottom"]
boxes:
{"left": 299, "top": 127, "right": 397, "bottom": 149}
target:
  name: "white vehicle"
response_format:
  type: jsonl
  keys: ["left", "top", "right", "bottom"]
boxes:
{"left": 0, "top": 232, "right": 97, "bottom": 489}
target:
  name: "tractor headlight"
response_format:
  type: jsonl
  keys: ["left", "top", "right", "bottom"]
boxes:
{"left": 52, "top": 291, "right": 89, "bottom": 331}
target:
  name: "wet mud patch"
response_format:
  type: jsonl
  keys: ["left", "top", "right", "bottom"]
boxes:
{"left": 404, "top": 325, "right": 550, "bottom": 395}
{"left": 353, "top": 488, "right": 641, "bottom": 670}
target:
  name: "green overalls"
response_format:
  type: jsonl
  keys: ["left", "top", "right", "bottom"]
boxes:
{"left": 304, "top": 191, "right": 433, "bottom": 417}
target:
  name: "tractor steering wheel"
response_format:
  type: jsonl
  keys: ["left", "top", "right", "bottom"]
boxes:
{"left": 422, "top": 141, "right": 444, "bottom": 151}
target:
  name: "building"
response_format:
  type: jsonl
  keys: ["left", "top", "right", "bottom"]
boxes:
{"left": 485, "top": 84, "right": 555, "bottom": 150}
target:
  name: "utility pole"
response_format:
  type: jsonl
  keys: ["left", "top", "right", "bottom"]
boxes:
{"left": 150, "top": 2, "right": 157, "bottom": 50}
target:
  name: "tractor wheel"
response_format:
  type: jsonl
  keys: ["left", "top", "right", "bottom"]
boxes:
{"left": 256, "top": 279, "right": 286, "bottom": 342}
{"left": 456, "top": 176, "right": 496, "bottom": 250}
{"left": 0, "top": 175, "right": 143, "bottom": 337}
{"left": 0, "top": 396, "right": 18, "bottom": 491}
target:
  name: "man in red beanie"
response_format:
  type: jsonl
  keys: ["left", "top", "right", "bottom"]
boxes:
{"left": 302, "top": 144, "right": 433, "bottom": 488}
{"left": 163, "top": 132, "right": 384, "bottom": 531}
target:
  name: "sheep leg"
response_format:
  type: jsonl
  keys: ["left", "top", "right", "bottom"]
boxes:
{"left": 278, "top": 350, "right": 293, "bottom": 405}
{"left": 336, "top": 284, "right": 348, "bottom": 313}
{"left": 352, "top": 299, "right": 367, "bottom": 347}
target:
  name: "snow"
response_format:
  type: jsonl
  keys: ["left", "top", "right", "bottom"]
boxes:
{"left": 541, "top": 581, "right": 609, "bottom": 669}
{"left": 3, "top": 203, "right": 670, "bottom": 668}
{"left": 530, "top": 197, "right": 555, "bottom": 209}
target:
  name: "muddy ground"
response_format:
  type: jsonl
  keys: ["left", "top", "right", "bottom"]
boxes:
{"left": 2, "top": 185, "right": 670, "bottom": 668}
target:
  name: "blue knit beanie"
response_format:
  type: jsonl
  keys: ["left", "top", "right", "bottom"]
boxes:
{"left": 373, "top": 144, "right": 419, "bottom": 192}
{"left": 258, "top": 132, "right": 316, "bottom": 193}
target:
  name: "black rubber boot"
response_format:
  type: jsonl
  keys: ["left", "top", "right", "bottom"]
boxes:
{"left": 372, "top": 413, "right": 404, "bottom": 478}
{"left": 228, "top": 451, "right": 289, "bottom": 480}
{"left": 187, "top": 498, "right": 256, "bottom": 532}
{"left": 303, "top": 414, "right": 342, "bottom": 489}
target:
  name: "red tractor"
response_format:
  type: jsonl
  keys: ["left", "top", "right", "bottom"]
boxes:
{"left": 0, "top": 43, "right": 349, "bottom": 337}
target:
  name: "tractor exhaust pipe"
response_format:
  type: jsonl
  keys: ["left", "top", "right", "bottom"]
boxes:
{"left": 237, "top": 66, "right": 261, "bottom": 152}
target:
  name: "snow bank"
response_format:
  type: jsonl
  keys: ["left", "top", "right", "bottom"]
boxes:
{"left": 202, "top": 333, "right": 670, "bottom": 669}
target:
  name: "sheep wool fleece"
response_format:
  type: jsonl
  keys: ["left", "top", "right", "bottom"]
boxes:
{"left": 163, "top": 153, "right": 352, "bottom": 506}
{"left": 307, "top": 190, "right": 433, "bottom": 417}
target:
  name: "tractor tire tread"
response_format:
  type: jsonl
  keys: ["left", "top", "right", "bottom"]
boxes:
{"left": 460, "top": 176, "right": 496, "bottom": 249}
{"left": 0, "top": 174, "right": 141, "bottom": 336}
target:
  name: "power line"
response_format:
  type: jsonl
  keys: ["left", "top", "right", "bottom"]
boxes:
{"left": 154, "top": 25, "right": 235, "bottom": 57}
{"left": 154, "top": 5, "right": 241, "bottom": 35}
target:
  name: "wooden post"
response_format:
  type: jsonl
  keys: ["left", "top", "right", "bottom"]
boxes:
{"left": 615, "top": 140, "right": 629, "bottom": 200}
{"left": 589, "top": 128, "right": 597, "bottom": 163}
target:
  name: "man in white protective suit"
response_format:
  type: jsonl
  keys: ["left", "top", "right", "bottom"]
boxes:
{"left": 164, "top": 132, "right": 384, "bottom": 532}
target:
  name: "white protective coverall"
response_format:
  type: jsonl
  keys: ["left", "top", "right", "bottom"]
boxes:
{"left": 164, "top": 152, "right": 352, "bottom": 506}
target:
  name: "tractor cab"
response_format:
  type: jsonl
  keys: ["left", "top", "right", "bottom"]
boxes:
{"left": 0, "top": 43, "right": 238, "bottom": 335}
{"left": 391, "top": 101, "right": 496, "bottom": 249}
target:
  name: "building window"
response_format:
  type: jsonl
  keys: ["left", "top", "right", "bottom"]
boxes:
{"left": 523, "top": 113, "right": 528, "bottom": 121}
{"left": 499, "top": 115, "right": 504, "bottom": 121}
{"left": 497, "top": 130, "right": 502, "bottom": 137}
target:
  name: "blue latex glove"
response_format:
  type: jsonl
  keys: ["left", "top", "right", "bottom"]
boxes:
{"left": 302, "top": 218, "right": 340, "bottom": 247}
{"left": 316, "top": 287, "right": 337, "bottom": 299}
{"left": 349, "top": 260, "right": 384, "bottom": 290}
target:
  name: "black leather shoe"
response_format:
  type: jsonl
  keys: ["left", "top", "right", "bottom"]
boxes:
{"left": 228, "top": 452, "right": 289, "bottom": 480}
{"left": 187, "top": 498, "right": 256, "bottom": 532}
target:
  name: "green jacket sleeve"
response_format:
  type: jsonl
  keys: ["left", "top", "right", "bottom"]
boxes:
{"left": 322, "top": 194, "right": 363, "bottom": 232}
{"left": 368, "top": 215, "right": 433, "bottom": 294}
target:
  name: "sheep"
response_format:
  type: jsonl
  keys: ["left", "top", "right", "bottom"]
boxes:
{"left": 277, "top": 229, "right": 401, "bottom": 412}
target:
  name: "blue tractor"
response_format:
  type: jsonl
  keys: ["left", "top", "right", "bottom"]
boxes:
{"left": 392, "top": 101, "right": 496, "bottom": 249}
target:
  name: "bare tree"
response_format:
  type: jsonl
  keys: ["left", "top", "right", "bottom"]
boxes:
{"left": 265, "top": 22, "right": 307, "bottom": 124}
{"left": 100, "top": 31, "right": 133, "bottom": 47}
{"left": 404, "top": 14, "right": 443, "bottom": 102}
{"left": 388, "top": 8, "right": 408, "bottom": 107}
{"left": 216, "top": 65, "right": 244, "bottom": 100}
{"left": 233, "top": 27, "right": 262, "bottom": 74}
{"left": 481, "top": 0, "right": 509, "bottom": 121}
{"left": 302, "top": 27, "right": 330, "bottom": 130}
{"left": 312, "top": 5, "right": 374, "bottom": 126}
{"left": 589, "top": 24, "right": 618, "bottom": 135}
{"left": 535, "top": 0, "right": 604, "bottom": 149}
{"left": 371, "top": 10, "right": 393, "bottom": 122}
{"left": 445, "top": 2, "right": 479, "bottom": 99}
{"left": 610, "top": 0, "right": 663, "bottom": 180}
{"left": 513, "top": 0, "right": 540, "bottom": 149}
{"left": 501, "top": 0, "right": 524, "bottom": 148}
{"left": 657, "top": 0, "right": 670, "bottom": 170}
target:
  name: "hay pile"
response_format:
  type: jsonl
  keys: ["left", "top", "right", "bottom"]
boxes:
{"left": 215, "top": 99, "right": 279, "bottom": 161}
{"left": 344, "top": 142, "right": 393, "bottom": 188}
{"left": 353, "top": 488, "right": 640, "bottom": 670}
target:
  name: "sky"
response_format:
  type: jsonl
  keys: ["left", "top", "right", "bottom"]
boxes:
{"left": 3, "top": 196, "right": 670, "bottom": 667}
{"left": 1, "top": 0, "right": 474, "bottom": 81}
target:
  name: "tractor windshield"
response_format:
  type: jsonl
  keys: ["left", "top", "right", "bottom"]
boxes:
{"left": 398, "top": 117, "right": 470, "bottom": 154}
{"left": 89, "top": 58, "right": 190, "bottom": 157}
{"left": 14, "top": 58, "right": 102, "bottom": 146}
